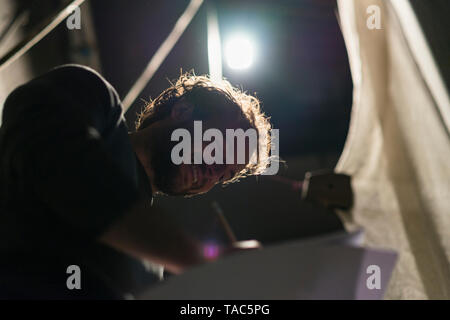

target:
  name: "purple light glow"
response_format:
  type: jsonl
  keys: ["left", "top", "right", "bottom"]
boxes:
{"left": 203, "top": 243, "right": 220, "bottom": 260}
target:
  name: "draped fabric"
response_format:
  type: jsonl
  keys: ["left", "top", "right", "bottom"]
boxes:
{"left": 336, "top": 0, "right": 450, "bottom": 299}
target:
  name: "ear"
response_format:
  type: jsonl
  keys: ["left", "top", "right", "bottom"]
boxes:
{"left": 171, "top": 101, "right": 193, "bottom": 121}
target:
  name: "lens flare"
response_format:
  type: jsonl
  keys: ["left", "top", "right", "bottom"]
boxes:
{"left": 203, "top": 242, "right": 220, "bottom": 260}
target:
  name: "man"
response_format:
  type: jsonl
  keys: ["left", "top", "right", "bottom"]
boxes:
{"left": 0, "top": 65, "right": 271, "bottom": 299}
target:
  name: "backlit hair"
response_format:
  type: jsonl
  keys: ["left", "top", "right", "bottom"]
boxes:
{"left": 135, "top": 72, "right": 273, "bottom": 183}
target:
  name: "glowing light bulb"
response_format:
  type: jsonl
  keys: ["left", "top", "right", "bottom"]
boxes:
{"left": 224, "top": 33, "right": 256, "bottom": 70}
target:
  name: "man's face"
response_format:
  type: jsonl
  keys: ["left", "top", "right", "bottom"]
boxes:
{"left": 150, "top": 112, "right": 250, "bottom": 196}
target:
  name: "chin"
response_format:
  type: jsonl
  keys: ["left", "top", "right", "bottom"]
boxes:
{"left": 169, "top": 183, "right": 214, "bottom": 197}
{"left": 187, "top": 183, "right": 216, "bottom": 196}
{"left": 155, "top": 182, "right": 197, "bottom": 196}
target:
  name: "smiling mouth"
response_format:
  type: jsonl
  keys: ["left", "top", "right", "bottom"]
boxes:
{"left": 191, "top": 166, "right": 198, "bottom": 184}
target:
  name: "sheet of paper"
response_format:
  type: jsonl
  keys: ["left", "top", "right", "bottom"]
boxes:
{"left": 138, "top": 231, "right": 397, "bottom": 300}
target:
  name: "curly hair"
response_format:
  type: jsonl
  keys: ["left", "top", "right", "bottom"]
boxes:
{"left": 135, "top": 73, "right": 273, "bottom": 183}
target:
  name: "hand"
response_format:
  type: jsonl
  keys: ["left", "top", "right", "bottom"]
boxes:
{"left": 99, "top": 199, "right": 208, "bottom": 275}
{"left": 202, "top": 240, "right": 262, "bottom": 262}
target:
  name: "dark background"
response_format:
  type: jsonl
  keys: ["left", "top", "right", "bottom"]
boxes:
{"left": 2, "top": 0, "right": 354, "bottom": 244}
{"left": 89, "top": 0, "right": 353, "bottom": 157}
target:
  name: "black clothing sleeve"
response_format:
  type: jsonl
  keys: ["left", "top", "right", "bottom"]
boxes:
{"left": 1, "top": 65, "right": 139, "bottom": 239}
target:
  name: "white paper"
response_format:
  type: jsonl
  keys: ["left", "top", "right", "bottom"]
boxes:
{"left": 138, "top": 231, "right": 397, "bottom": 300}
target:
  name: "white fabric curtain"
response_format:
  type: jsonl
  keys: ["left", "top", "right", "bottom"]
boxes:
{"left": 336, "top": 0, "right": 450, "bottom": 299}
